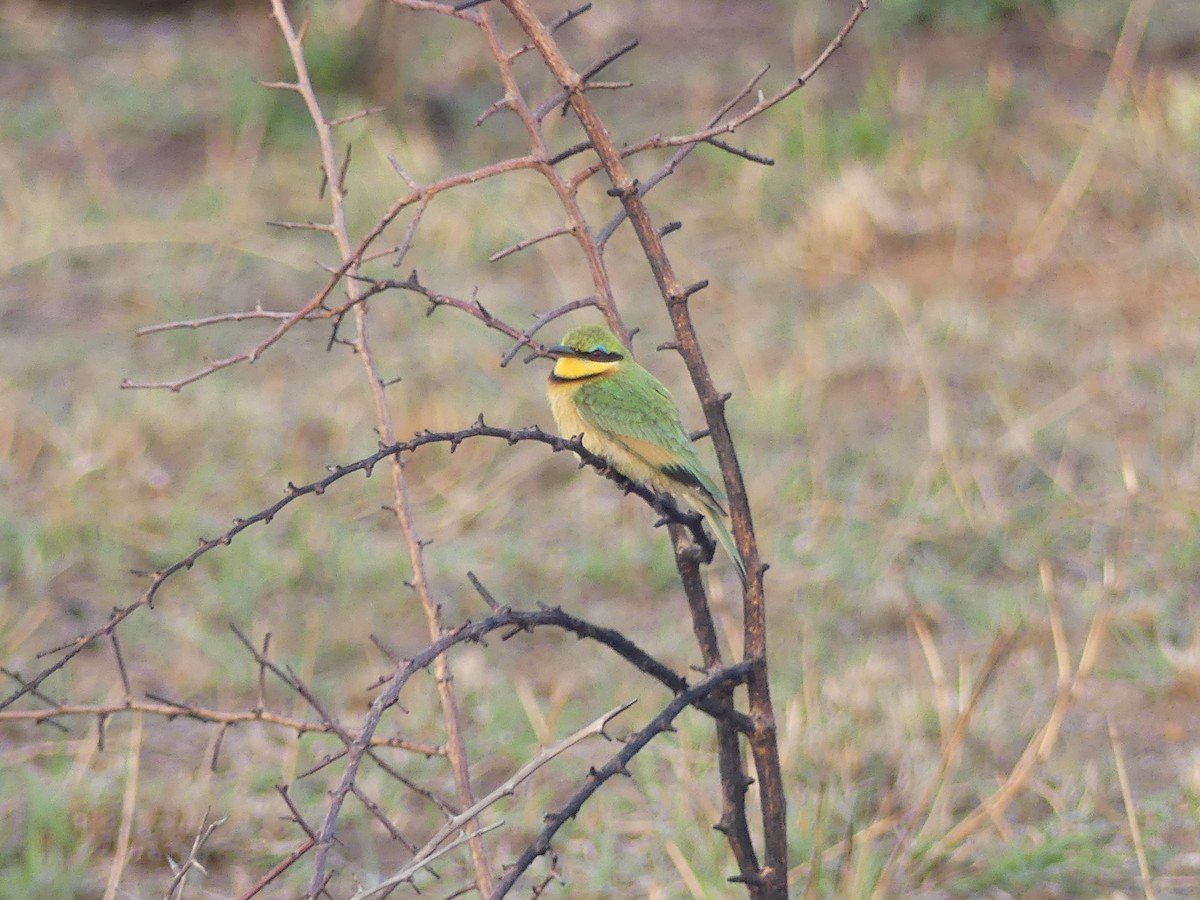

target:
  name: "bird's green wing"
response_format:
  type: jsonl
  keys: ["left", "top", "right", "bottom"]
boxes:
{"left": 575, "top": 363, "right": 727, "bottom": 509}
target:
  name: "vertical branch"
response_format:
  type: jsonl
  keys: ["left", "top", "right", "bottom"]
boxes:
{"left": 267, "top": 1, "right": 494, "bottom": 893}
{"left": 475, "top": 6, "right": 628, "bottom": 341}
{"left": 499, "top": 1, "right": 786, "bottom": 895}
{"left": 670, "top": 525, "right": 760, "bottom": 881}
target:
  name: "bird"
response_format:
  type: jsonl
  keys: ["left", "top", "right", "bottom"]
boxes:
{"left": 544, "top": 323, "right": 748, "bottom": 586}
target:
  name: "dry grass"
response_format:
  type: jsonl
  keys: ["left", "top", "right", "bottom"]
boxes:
{"left": 3, "top": 0, "right": 1200, "bottom": 896}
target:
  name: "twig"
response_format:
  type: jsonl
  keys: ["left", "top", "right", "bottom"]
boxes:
{"left": 499, "top": 295, "right": 597, "bottom": 367}
{"left": 327, "top": 106, "right": 387, "bottom": 128}
{"left": 238, "top": 836, "right": 315, "bottom": 899}
{"left": 595, "top": 64, "right": 773, "bottom": 246}
{"left": 126, "top": 148, "right": 546, "bottom": 388}
{"left": 350, "top": 782, "right": 418, "bottom": 852}
{"left": 353, "top": 702, "right": 634, "bottom": 898}
{"left": 871, "top": 629, "right": 1020, "bottom": 897}
{"left": 532, "top": 38, "right": 639, "bottom": 121}
{"left": 363, "top": 822, "right": 503, "bottom": 897}
{"left": 567, "top": 0, "right": 869, "bottom": 200}
{"left": 1109, "top": 717, "right": 1157, "bottom": 900}
{"left": 0, "top": 697, "right": 443, "bottom": 754}
{"left": 1014, "top": 0, "right": 1155, "bottom": 278}
{"left": 165, "top": 811, "right": 229, "bottom": 899}
{"left": 135, "top": 306, "right": 319, "bottom": 335}
{"left": 101, "top": 712, "right": 142, "bottom": 900}
{"left": 488, "top": 224, "right": 573, "bottom": 262}
{"left": 341, "top": 270, "right": 527, "bottom": 345}
{"left": 488, "top": 661, "right": 753, "bottom": 897}
{"left": 475, "top": 4, "right": 627, "bottom": 339}
{"left": 670, "top": 523, "right": 760, "bottom": 881}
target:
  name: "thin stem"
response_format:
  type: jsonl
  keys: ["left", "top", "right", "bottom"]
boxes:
{"left": 267, "top": 0, "right": 493, "bottom": 892}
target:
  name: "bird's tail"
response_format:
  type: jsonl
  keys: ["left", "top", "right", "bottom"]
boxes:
{"left": 706, "top": 506, "right": 748, "bottom": 588}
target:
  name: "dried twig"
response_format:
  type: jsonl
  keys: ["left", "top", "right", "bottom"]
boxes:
{"left": 0, "top": 696, "right": 444, "bottom": 755}
{"left": 489, "top": 660, "right": 754, "bottom": 897}
{"left": 1109, "top": 717, "right": 1157, "bottom": 900}
{"left": 101, "top": 712, "right": 142, "bottom": 900}
{"left": 1014, "top": 0, "right": 1155, "bottom": 278}
{"left": 165, "top": 811, "right": 229, "bottom": 900}
{"left": 353, "top": 702, "right": 634, "bottom": 898}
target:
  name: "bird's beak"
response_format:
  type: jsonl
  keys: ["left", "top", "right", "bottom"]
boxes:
{"left": 544, "top": 344, "right": 576, "bottom": 358}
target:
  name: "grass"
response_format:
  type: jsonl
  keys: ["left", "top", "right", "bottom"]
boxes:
{"left": 3, "top": 0, "right": 1200, "bottom": 896}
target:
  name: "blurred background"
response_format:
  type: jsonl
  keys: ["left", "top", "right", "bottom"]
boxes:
{"left": 3, "top": 0, "right": 1200, "bottom": 895}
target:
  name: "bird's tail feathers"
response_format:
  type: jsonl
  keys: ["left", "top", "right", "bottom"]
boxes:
{"left": 705, "top": 505, "right": 749, "bottom": 588}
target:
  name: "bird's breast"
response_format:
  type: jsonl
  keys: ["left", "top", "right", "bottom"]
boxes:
{"left": 547, "top": 378, "right": 593, "bottom": 443}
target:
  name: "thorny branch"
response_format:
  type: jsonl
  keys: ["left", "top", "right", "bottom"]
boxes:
{"left": 0, "top": 694, "right": 445, "bottom": 757}
{"left": 490, "top": 660, "right": 755, "bottom": 897}
{"left": 296, "top": 611, "right": 748, "bottom": 895}
{"left": 489, "top": 3, "right": 869, "bottom": 895}
{"left": 0, "top": 421, "right": 719, "bottom": 714}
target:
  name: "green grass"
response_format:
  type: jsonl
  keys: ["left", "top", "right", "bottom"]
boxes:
{"left": 0, "top": 758, "right": 102, "bottom": 899}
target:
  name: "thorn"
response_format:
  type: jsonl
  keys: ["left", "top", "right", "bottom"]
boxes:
{"left": 657, "top": 220, "right": 682, "bottom": 238}
{"left": 606, "top": 179, "right": 639, "bottom": 198}
{"left": 729, "top": 872, "right": 767, "bottom": 886}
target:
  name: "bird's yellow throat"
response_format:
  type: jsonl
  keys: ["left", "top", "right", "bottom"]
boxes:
{"left": 551, "top": 356, "right": 618, "bottom": 381}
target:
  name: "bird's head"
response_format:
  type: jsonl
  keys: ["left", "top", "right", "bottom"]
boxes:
{"left": 545, "top": 325, "right": 626, "bottom": 381}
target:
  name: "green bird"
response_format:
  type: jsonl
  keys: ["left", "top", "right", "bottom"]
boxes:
{"left": 544, "top": 323, "right": 748, "bottom": 586}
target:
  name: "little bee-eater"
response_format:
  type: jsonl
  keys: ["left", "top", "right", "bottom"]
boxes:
{"left": 545, "top": 323, "right": 748, "bottom": 585}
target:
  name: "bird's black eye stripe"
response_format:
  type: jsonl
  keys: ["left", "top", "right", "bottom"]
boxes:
{"left": 587, "top": 348, "right": 623, "bottom": 361}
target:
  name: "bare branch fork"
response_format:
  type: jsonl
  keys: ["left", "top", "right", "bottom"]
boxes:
{"left": 279, "top": 604, "right": 753, "bottom": 896}
{"left": 127, "top": 4, "right": 866, "bottom": 391}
